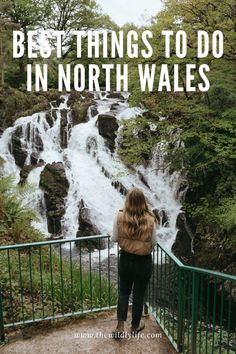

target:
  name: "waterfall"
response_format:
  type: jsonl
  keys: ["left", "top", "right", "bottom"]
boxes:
{"left": 0, "top": 91, "right": 182, "bottom": 250}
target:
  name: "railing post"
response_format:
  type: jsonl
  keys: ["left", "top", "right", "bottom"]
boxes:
{"left": 191, "top": 272, "right": 199, "bottom": 354}
{"left": 0, "top": 287, "right": 5, "bottom": 342}
{"left": 177, "top": 268, "right": 185, "bottom": 353}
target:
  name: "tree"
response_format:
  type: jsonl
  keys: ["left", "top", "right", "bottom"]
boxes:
{"left": 0, "top": 2, "right": 19, "bottom": 87}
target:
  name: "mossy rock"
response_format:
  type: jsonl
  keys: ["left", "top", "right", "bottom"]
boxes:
{"left": 71, "top": 102, "right": 90, "bottom": 125}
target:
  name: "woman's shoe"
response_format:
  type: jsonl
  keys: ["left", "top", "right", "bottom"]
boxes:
{"left": 112, "top": 320, "right": 125, "bottom": 340}
{"left": 131, "top": 320, "right": 145, "bottom": 336}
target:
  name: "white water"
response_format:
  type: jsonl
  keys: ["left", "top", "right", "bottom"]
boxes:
{"left": 0, "top": 92, "right": 182, "bottom": 250}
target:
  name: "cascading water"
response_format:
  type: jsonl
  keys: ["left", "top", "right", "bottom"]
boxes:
{"left": 0, "top": 91, "right": 182, "bottom": 251}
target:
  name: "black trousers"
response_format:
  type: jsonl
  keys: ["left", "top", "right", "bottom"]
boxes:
{"left": 117, "top": 250, "right": 152, "bottom": 328}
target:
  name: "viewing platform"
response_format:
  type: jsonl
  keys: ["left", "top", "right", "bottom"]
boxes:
{"left": 0, "top": 309, "right": 176, "bottom": 354}
{"left": 0, "top": 235, "right": 235, "bottom": 354}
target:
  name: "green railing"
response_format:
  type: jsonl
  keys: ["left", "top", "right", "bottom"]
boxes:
{"left": 0, "top": 235, "right": 118, "bottom": 341}
{"left": 146, "top": 243, "right": 236, "bottom": 354}
{"left": 0, "top": 235, "right": 235, "bottom": 354}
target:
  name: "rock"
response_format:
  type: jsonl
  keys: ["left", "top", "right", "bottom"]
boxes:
{"left": 137, "top": 171, "right": 150, "bottom": 189}
{"left": 81, "top": 91, "right": 94, "bottom": 100}
{"left": 90, "top": 106, "right": 99, "bottom": 117}
{"left": 71, "top": 102, "right": 90, "bottom": 125}
{"left": 19, "top": 160, "right": 44, "bottom": 184}
{"left": 111, "top": 180, "right": 128, "bottom": 196}
{"left": 10, "top": 126, "right": 27, "bottom": 168}
{"left": 86, "top": 136, "right": 97, "bottom": 154}
{"left": 39, "top": 162, "right": 69, "bottom": 235}
{"left": 152, "top": 208, "right": 169, "bottom": 226}
{"left": 30, "top": 152, "right": 39, "bottom": 165}
{"left": 50, "top": 101, "right": 57, "bottom": 108}
{"left": 76, "top": 200, "right": 105, "bottom": 249}
{"left": 101, "top": 166, "right": 111, "bottom": 178}
{"left": 19, "top": 165, "right": 36, "bottom": 184}
{"left": 45, "top": 111, "right": 54, "bottom": 128}
{"left": 107, "top": 92, "right": 124, "bottom": 100}
{"left": 60, "top": 109, "right": 71, "bottom": 148}
{"left": 51, "top": 109, "right": 57, "bottom": 120}
{"left": 97, "top": 114, "right": 119, "bottom": 152}
{"left": 172, "top": 211, "right": 194, "bottom": 261}
{"left": 33, "top": 127, "right": 44, "bottom": 152}
{"left": 159, "top": 210, "right": 169, "bottom": 226}
{"left": 152, "top": 209, "right": 159, "bottom": 222}
{"left": 110, "top": 103, "right": 120, "bottom": 111}
{"left": 56, "top": 97, "right": 65, "bottom": 107}
{"left": 46, "top": 235, "right": 63, "bottom": 241}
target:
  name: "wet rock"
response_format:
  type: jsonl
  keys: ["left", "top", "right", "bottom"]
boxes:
{"left": 137, "top": 171, "right": 150, "bottom": 189}
{"left": 56, "top": 97, "right": 65, "bottom": 107}
{"left": 90, "top": 106, "right": 99, "bottom": 117}
{"left": 60, "top": 109, "right": 71, "bottom": 148}
{"left": 30, "top": 152, "right": 39, "bottom": 165}
{"left": 76, "top": 200, "right": 105, "bottom": 249}
{"left": 24, "top": 123, "right": 44, "bottom": 152}
{"left": 159, "top": 210, "right": 169, "bottom": 226}
{"left": 39, "top": 162, "right": 69, "bottom": 235}
{"left": 110, "top": 103, "right": 120, "bottom": 111}
{"left": 111, "top": 180, "right": 128, "bottom": 196}
{"left": 107, "top": 92, "right": 124, "bottom": 100}
{"left": 46, "top": 235, "right": 63, "bottom": 241}
{"left": 81, "top": 91, "right": 94, "bottom": 100}
{"left": 71, "top": 102, "right": 90, "bottom": 125}
{"left": 51, "top": 101, "right": 57, "bottom": 108}
{"left": 152, "top": 208, "right": 169, "bottom": 226}
{"left": 51, "top": 109, "right": 57, "bottom": 120}
{"left": 172, "top": 211, "right": 194, "bottom": 261}
{"left": 19, "top": 165, "right": 36, "bottom": 184}
{"left": 97, "top": 114, "right": 119, "bottom": 152}
{"left": 10, "top": 126, "right": 27, "bottom": 168}
{"left": 45, "top": 111, "right": 54, "bottom": 128}
{"left": 86, "top": 136, "right": 97, "bottom": 154}
{"left": 34, "top": 127, "right": 44, "bottom": 152}
{"left": 101, "top": 166, "right": 111, "bottom": 178}
{"left": 19, "top": 160, "right": 45, "bottom": 184}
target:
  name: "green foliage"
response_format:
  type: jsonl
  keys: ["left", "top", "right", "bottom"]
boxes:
{"left": 118, "top": 117, "right": 157, "bottom": 165}
{"left": 0, "top": 176, "right": 41, "bottom": 244}
{"left": 117, "top": 0, "right": 236, "bottom": 272}
{"left": 215, "top": 196, "right": 236, "bottom": 241}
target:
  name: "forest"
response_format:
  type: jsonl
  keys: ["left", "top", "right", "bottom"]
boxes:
{"left": 0, "top": 0, "right": 236, "bottom": 275}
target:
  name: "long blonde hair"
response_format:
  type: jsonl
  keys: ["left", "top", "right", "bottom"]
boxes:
{"left": 122, "top": 188, "right": 156, "bottom": 239}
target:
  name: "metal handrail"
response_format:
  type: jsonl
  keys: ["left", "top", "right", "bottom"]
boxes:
{"left": 146, "top": 242, "right": 236, "bottom": 354}
{"left": 0, "top": 235, "right": 235, "bottom": 354}
{"left": 158, "top": 242, "right": 236, "bottom": 281}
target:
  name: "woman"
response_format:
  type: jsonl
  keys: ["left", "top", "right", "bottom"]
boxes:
{"left": 111, "top": 188, "right": 157, "bottom": 339}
